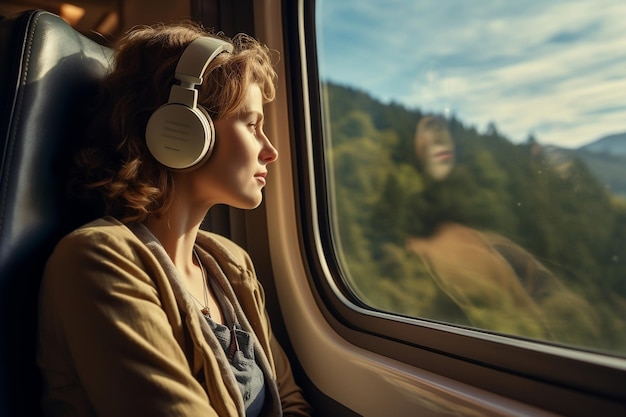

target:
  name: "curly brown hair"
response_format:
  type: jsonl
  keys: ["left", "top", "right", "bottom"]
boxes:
{"left": 71, "top": 22, "right": 277, "bottom": 223}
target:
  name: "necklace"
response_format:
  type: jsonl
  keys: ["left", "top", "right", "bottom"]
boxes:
{"left": 190, "top": 249, "right": 211, "bottom": 317}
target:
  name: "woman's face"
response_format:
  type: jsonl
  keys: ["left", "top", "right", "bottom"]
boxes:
{"left": 187, "top": 83, "right": 278, "bottom": 210}
{"left": 419, "top": 129, "right": 455, "bottom": 181}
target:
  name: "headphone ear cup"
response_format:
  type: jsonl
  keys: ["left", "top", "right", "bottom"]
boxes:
{"left": 145, "top": 103, "right": 215, "bottom": 169}
{"left": 195, "top": 105, "right": 216, "bottom": 164}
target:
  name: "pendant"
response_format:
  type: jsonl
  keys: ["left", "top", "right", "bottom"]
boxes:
{"left": 201, "top": 307, "right": 210, "bottom": 316}
{"left": 228, "top": 324, "right": 241, "bottom": 360}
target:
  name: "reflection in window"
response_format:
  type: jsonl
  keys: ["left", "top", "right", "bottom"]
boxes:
{"left": 316, "top": 0, "right": 626, "bottom": 355}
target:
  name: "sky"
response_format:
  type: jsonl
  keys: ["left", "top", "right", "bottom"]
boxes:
{"left": 316, "top": 0, "right": 626, "bottom": 148}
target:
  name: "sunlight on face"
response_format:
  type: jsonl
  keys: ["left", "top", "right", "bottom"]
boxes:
{"left": 192, "top": 84, "right": 278, "bottom": 210}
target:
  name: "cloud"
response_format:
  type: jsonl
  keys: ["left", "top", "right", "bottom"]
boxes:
{"left": 317, "top": 0, "right": 626, "bottom": 147}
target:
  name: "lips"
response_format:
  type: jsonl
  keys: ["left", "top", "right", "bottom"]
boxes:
{"left": 434, "top": 150, "right": 454, "bottom": 161}
{"left": 255, "top": 172, "right": 267, "bottom": 185}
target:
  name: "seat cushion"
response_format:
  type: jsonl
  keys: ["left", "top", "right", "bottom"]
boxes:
{"left": 0, "top": 9, "right": 112, "bottom": 416}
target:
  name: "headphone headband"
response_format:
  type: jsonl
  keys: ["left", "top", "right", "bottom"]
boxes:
{"left": 175, "top": 37, "right": 233, "bottom": 87}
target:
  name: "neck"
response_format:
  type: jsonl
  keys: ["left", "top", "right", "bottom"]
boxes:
{"left": 143, "top": 205, "right": 207, "bottom": 275}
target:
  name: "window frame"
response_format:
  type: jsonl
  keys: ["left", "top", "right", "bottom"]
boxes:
{"left": 278, "top": 0, "right": 626, "bottom": 415}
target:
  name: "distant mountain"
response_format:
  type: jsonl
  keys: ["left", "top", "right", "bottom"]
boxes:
{"left": 575, "top": 150, "right": 626, "bottom": 198}
{"left": 579, "top": 132, "right": 626, "bottom": 156}
{"left": 573, "top": 133, "right": 626, "bottom": 198}
{"left": 534, "top": 132, "right": 626, "bottom": 198}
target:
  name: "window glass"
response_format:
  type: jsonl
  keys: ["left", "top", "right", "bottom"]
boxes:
{"left": 316, "top": 0, "right": 626, "bottom": 356}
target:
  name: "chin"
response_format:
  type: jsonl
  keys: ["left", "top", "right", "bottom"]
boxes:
{"left": 233, "top": 196, "right": 264, "bottom": 210}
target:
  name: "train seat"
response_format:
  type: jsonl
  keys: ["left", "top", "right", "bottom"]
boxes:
{"left": 0, "top": 9, "right": 112, "bottom": 416}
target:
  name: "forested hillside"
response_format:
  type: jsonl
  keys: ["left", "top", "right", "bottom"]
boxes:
{"left": 323, "top": 82, "right": 626, "bottom": 354}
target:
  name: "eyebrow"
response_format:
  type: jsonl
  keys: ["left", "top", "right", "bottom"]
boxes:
{"left": 240, "top": 110, "right": 264, "bottom": 121}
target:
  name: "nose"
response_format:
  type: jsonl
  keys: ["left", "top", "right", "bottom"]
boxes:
{"left": 434, "top": 132, "right": 453, "bottom": 146}
{"left": 260, "top": 131, "right": 278, "bottom": 163}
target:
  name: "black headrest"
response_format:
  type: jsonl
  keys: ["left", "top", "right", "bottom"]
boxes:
{"left": 0, "top": 9, "right": 112, "bottom": 416}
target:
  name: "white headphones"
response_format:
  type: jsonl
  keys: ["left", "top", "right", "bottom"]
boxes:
{"left": 145, "top": 37, "right": 233, "bottom": 170}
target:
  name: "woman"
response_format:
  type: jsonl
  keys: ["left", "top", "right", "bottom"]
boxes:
{"left": 407, "top": 116, "right": 598, "bottom": 341}
{"left": 37, "top": 22, "right": 311, "bottom": 417}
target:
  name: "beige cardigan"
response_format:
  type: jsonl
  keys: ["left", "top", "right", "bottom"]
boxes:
{"left": 38, "top": 217, "right": 311, "bottom": 417}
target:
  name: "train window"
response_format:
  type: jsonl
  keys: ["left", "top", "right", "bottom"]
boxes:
{"left": 315, "top": 0, "right": 626, "bottom": 356}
